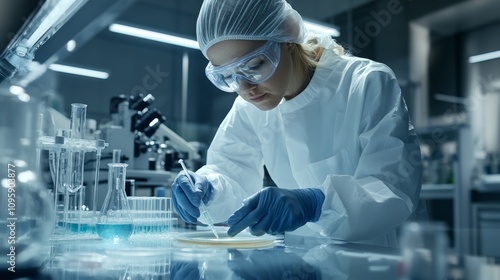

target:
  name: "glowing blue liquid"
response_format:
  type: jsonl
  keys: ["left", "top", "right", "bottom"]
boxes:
{"left": 96, "top": 223, "right": 134, "bottom": 240}
{"left": 57, "top": 221, "right": 96, "bottom": 234}
{"left": 68, "top": 222, "right": 96, "bottom": 234}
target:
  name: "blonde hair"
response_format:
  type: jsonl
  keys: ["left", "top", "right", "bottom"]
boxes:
{"left": 290, "top": 37, "right": 345, "bottom": 79}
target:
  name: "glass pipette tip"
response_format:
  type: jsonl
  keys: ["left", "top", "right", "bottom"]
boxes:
{"left": 178, "top": 159, "right": 219, "bottom": 239}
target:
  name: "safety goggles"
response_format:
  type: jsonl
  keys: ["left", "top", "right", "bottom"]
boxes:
{"left": 205, "top": 40, "right": 281, "bottom": 92}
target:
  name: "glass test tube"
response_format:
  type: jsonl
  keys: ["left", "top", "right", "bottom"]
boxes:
{"left": 68, "top": 104, "right": 87, "bottom": 193}
{"left": 92, "top": 140, "right": 106, "bottom": 218}
{"left": 70, "top": 103, "right": 87, "bottom": 139}
{"left": 113, "top": 149, "right": 121, "bottom": 163}
{"left": 55, "top": 130, "right": 71, "bottom": 233}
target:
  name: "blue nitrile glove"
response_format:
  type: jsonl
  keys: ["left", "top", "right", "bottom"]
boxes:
{"left": 170, "top": 260, "right": 199, "bottom": 280}
{"left": 227, "top": 187, "right": 325, "bottom": 236}
{"left": 171, "top": 170, "right": 214, "bottom": 224}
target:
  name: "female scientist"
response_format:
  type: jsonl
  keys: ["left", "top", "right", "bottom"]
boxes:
{"left": 171, "top": 0, "right": 423, "bottom": 247}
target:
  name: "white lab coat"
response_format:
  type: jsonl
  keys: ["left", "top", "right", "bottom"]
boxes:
{"left": 197, "top": 49, "right": 422, "bottom": 247}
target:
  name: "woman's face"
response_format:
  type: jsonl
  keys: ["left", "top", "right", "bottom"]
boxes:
{"left": 207, "top": 40, "right": 303, "bottom": 111}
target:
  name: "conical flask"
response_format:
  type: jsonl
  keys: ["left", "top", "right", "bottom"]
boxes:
{"left": 96, "top": 163, "right": 134, "bottom": 240}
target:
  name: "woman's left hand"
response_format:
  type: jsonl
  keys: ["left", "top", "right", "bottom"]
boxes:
{"left": 227, "top": 187, "right": 325, "bottom": 236}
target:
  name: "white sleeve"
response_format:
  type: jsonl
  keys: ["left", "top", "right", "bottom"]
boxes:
{"left": 311, "top": 67, "right": 422, "bottom": 241}
{"left": 196, "top": 98, "right": 264, "bottom": 224}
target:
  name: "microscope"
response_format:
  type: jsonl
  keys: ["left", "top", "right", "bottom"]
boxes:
{"left": 96, "top": 93, "right": 203, "bottom": 194}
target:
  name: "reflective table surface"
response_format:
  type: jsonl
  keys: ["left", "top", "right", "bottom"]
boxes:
{"left": 6, "top": 227, "right": 500, "bottom": 280}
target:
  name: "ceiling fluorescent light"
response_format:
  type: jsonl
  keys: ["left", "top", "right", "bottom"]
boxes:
{"left": 25, "top": 0, "right": 87, "bottom": 50}
{"left": 303, "top": 19, "right": 340, "bottom": 37}
{"left": 49, "top": 64, "right": 109, "bottom": 79}
{"left": 0, "top": 0, "right": 87, "bottom": 82}
{"left": 469, "top": 50, "right": 500, "bottom": 64}
{"left": 109, "top": 23, "right": 199, "bottom": 50}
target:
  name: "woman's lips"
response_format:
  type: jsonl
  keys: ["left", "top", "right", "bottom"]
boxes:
{"left": 250, "top": 93, "right": 267, "bottom": 103}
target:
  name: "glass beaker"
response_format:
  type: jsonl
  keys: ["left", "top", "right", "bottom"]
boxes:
{"left": 399, "top": 222, "right": 449, "bottom": 280}
{"left": 0, "top": 84, "right": 54, "bottom": 270}
{"left": 97, "top": 163, "right": 133, "bottom": 241}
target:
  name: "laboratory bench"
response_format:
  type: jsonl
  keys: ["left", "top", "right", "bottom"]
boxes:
{"left": 6, "top": 226, "right": 500, "bottom": 280}
{"left": 420, "top": 183, "right": 455, "bottom": 200}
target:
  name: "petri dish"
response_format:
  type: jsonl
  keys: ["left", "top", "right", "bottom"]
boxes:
{"left": 174, "top": 231, "right": 277, "bottom": 248}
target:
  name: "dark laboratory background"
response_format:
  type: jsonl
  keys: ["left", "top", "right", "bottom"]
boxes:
{"left": 2, "top": 0, "right": 500, "bottom": 266}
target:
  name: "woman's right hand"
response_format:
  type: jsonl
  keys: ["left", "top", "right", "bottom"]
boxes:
{"left": 171, "top": 170, "right": 214, "bottom": 224}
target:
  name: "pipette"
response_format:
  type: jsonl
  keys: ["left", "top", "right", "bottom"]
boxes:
{"left": 178, "top": 159, "right": 219, "bottom": 239}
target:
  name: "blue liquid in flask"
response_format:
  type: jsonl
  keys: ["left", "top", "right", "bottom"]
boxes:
{"left": 96, "top": 223, "right": 134, "bottom": 240}
{"left": 97, "top": 163, "right": 134, "bottom": 241}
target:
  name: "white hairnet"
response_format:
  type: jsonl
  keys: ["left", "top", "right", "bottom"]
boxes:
{"left": 196, "top": 0, "right": 307, "bottom": 58}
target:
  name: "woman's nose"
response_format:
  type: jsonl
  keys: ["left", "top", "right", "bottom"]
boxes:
{"left": 237, "top": 78, "right": 257, "bottom": 93}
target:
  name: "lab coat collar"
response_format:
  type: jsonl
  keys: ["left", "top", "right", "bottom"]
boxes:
{"left": 279, "top": 49, "right": 341, "bottom": 114}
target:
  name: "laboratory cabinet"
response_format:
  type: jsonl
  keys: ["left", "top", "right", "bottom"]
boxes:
{"left": 472, "top": 204, "right": 500, "bottom": 257}
{"left": 418, "top": 124, "right": 500, "bottom": 257}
